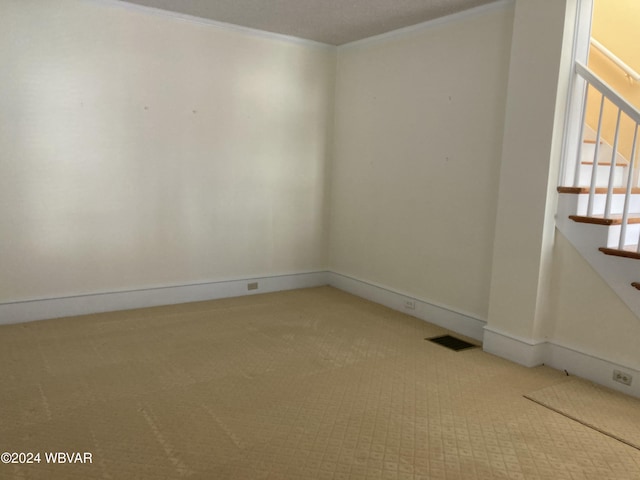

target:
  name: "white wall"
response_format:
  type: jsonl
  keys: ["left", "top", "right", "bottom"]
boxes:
{"left": 0, "top": 0, "right": 335, "bottom": 303}
{"left": 549, "top": 232, "right": 640, "bottom": 371}
{"left": 328, "top": 4, "right": 514, "bottom": 320}
{"left": 486, "top": 0, "right": 574, "bottom": 343}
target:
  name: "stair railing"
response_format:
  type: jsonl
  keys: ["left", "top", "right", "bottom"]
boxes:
{"left": 569, "top": 61, "right": 640, "bottom": 251}
{"left": 590, "top": 37, "right": 640, "bottom": 83}
{"left": 620, "top": 125, "right": 638, "bottom": 250}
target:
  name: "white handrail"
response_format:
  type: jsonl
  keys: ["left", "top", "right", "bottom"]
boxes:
{"left": 590, "top": 37, "right": 640, "bottom": 83}
{"left": 576, "top": 62, "right": 640, "bottom": 124}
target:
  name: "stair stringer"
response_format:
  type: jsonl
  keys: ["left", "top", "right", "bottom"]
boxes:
{"left": 556, "top": 193, "right": 640, "bottom": 319}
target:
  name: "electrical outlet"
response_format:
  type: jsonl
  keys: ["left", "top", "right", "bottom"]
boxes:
{"left": 404, "top": 299, "right": 416, "bottom": 310}
{"left": 247, "top": 282, "right": 258, "bottom": 291}
{"left": 613, "top": 369, "right": 632, "bottom": 386}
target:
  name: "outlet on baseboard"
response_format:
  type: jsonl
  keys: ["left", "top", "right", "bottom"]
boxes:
{"left": 404, "top": 299, "right": 416, "bottom": 310}
{"left": 613, "top": 369, "right": 632, "bottom": 386}
{"left": 247, "top": 282, "right": 259, "bottom": 291}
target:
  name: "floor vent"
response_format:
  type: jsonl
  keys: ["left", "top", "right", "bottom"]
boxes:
{"left": 427, "top": 335, "right": 476, "bottom": 351}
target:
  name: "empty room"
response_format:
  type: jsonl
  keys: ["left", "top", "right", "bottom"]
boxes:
{"left": 2, "top": 0, "right": 640, "bottom": 478}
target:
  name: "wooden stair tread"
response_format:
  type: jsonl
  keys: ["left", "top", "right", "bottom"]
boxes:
{"left": 557, "top": 186, "right": 640, "bottom": 194}
{"left": 569, "top": 214, "right": 640, "bottom": 225}
{"left": 580, "top": 160, "right": 629, "bottom": 166}
{"left": 583, "top": 139, "right": 604, "bottom": 144}
{"left": 599, "top": 246, "right": 640, "bottom": 260}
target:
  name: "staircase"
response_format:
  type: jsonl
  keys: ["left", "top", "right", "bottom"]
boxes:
{"left": 577, "top": 127, "right": 629, "bottom": 186}
{"left": 557, "top": 61, "right": 640, "bottom": 317}
{"left": 556, "top": 186, "right": 640, "bottom": 317}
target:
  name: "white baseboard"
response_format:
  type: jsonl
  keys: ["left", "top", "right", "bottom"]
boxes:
{"left": 483, "top": 326, "right": 640, "bottom": 398}
{"left": 0, "top": 271, "right": 329, "bottom": 325}
{"left": 6, "top": 269, "right": 638, "bottom": 399}
{"left": 482, "top": 326, "right": 548, "bottom": 367}
{"left": 545, "top": 341, "right": 640, "bottom": 398}
{"left": 327, "top": 272, "right": 486, "bottom": 341}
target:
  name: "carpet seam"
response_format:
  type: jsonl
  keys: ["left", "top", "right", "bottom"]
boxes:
{"left": 523, "top": 394, "right": 640, "bottom": 452}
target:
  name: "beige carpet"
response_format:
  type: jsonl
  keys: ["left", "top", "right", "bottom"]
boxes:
{"left": 1, "top": 286, "right": 640, "bottom": 479}
{"left": 525, "top": 378, "right": 640, "bottom": 451}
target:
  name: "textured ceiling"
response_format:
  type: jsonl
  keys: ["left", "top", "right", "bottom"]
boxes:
{"left": 119, "top": 0, "right": 498, "bottom": 45}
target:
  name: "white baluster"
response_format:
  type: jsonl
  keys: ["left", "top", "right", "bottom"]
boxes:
{"left": 604, "top": 108, "right": 622, "bottom": 219}
{"left": 620, "top": 124, "right": 638, "bottom": 250}
{"left": 587, "top": 93, "right": 606, "bottom": 217}
{"left": 573, "top": 86, "right": 590, "bottom": 187}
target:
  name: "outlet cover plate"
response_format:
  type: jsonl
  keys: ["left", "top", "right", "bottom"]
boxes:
{"left": 404, "top": 299, "right": 416, "bottom": 310}
{"left": 613, "top": 369, "right": 632, "bottom": 386}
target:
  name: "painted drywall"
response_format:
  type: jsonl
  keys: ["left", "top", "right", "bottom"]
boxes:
{"left": 548, "top": 231, "right": 640, "bottom": 370}
{"left": 0, "top": 0, "right": 335, "bottom": 302}
{"left": 487, "top": 0, "right": 573, "bottom": 342}
{"left": 584, "top": 0, "right": 640, "bottom": 161}
{"left": 328, "top": 4, "right": 514, "bottom": 320}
